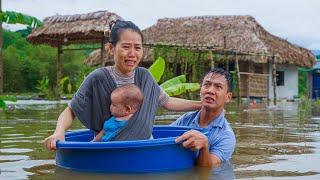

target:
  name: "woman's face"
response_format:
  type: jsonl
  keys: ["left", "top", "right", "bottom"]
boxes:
{"left": 109, "top": 30, "right": 143, "bottom": 75}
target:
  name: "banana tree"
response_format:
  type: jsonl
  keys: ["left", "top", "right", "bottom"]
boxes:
{"left": 148, "top": 57, "right": 200, "bottom": 96}
{"left": 0, "top": 11, "right": 43, "bottom": 28}
{"left": 0, "top": 4, "right": 43, "bottom": 93}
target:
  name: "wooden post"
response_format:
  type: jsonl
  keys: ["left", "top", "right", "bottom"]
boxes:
{"left": 272, "top": 56, "right": 277, "bottom": 105}
{"left": 247, "top": 63, "right": 252, "bottom": 98}
{"left": 56, "top": 44, "right": 62, "bottom": 100}
{"left": 209, "top": 51, "right": 215, "bottom": 69}
{"left": 101, "top": 38, "right": 105, "bottom": 66}
{"left": 173, "top": 48, "right": 178, "bottom": 76}
{"left": 223, "top": 36, "right": 228, "bottom": 70}
{"left": 226, "top": 59, "right": 229, "bottom": 71}
{"left": 235, "top": 52, "right": 241, "bottom": 105}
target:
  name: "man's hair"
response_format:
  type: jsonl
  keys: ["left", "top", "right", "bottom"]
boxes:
{"left": 112, "top": 84, "right": 144, "bottom": 111}
{"left": 201, "top": 68, "right": 232, "bottom": 92}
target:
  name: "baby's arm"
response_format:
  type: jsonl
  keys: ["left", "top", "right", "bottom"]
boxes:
{"left": 92, "top": 130, "right": 105, "bottom": 142}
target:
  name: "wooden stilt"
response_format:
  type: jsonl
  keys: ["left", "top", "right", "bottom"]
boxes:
{"left": 235, "top": 52, "right": 241, "bottom": 105}
{"left": 272, "top": 56, "right": 277, "bottom": 105}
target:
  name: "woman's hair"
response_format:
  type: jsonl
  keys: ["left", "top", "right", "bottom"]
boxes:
{"left": 108, "top": 20, "right": 144, "bottom": 46}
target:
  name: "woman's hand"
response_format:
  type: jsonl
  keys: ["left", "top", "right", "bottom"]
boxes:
{"left": 44, "top": 132, "right": 65, "bottom": 151}
{"left": 44, "top": 107, "right": 74, "bottom": 151}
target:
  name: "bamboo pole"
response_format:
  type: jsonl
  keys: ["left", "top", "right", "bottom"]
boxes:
{"left": 56, "top": 45, "right": 62, "bottom": 100}
{"left": 235, "top": 52, "right": 241, "bottom": 105}
{"left": 272, "top": 56, "right": 277, "bottom": 105}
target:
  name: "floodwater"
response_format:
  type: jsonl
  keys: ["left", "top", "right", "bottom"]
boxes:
{"left": 0, "top": 100, "right": 320, "bottom": 179}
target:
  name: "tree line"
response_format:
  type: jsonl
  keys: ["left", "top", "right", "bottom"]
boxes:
{"left": 3, "top": 28, "right": 94, "bottom": 97}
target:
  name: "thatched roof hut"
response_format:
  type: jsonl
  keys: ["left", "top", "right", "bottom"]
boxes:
{"left": 26, "top": 10, "right": 123, "bottom": 99}
{"left": 143, "top": 15, "right": 315, "bottom": 68}
{"left": 27, "top": 11, "right": 123, "bottom": 46}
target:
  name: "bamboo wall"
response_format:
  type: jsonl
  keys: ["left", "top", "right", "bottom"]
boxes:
{"left": 239, "top": 62, "right": 269, "bottom": 98}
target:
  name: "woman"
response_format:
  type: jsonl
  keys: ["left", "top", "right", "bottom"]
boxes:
{"left": 45, "top": 20, "right": 201, "bottom": 150}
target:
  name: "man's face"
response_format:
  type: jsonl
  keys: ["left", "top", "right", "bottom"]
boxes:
{"left": 200, "top": 72, "right": 232, "bottom": 111}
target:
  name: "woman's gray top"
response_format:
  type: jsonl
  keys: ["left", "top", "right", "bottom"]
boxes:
{"left": 69, "top": 67, "right": 161, "bottom": 140}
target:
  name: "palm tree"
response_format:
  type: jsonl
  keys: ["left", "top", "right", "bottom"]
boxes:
{"left": 0, "top": 0, "right": 43, "bottom": 93}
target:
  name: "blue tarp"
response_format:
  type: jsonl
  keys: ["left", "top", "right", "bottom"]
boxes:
{"left": 299, "top": 60, "right": 320, "bottom": 72}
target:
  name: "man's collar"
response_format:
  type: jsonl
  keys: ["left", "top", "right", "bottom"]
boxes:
{"left": 195, "top": 110, "right": 225, "bottom": 129}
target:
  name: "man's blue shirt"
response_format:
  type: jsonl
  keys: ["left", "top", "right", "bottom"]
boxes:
{"left": 170, "top": 111, "right": 236, "bottom": 161}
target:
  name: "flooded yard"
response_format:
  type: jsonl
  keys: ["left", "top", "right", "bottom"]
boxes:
{"left": 0, "top": 100, "right": 320, "bottom": 179}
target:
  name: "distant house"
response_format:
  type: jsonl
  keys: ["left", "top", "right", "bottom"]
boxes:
{"left": 142, "top": 15, "right": 315, "bottom": 100}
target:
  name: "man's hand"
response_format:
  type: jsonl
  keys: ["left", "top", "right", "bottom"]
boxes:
{"left": 44, "top": 132, "right": 65, "bottom": 151}
{"left": 175, "top": 130, "right": 209, "bottom": 151}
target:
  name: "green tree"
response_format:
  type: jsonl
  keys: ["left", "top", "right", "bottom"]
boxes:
{"left": 0, "top": 1, "right": 43, "bottom": 93}
{"left": 3, "top": 45, "right": 24, "bottom": 92}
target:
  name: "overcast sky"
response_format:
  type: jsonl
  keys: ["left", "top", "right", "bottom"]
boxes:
{"left": 3, "top": 0, "right": 320, "bottom": 50}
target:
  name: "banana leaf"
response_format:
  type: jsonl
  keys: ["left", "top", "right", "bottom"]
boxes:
{"left": 163, "top": 83, "right": 200, "bottom": 96}
{"left": 148, "top": 57, "right": 165, "bottom": 83}
{"left": 160, "top": 75, "right": 186, "bottom": 89}
{"left": 0, "top": 98, "right": 6, "bottom": 110}
{"left": 184, "top": 83, "right": 200, "bottom": 92}
{"left": 0, "top": 11, "right": 43, "bottom": 28}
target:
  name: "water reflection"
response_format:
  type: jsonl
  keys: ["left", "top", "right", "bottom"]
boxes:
{"left": 53, "top": 161, "right": 234, "bottom": 180}
{"left": 0, "top": 101, "right": 320, "bottom": 179}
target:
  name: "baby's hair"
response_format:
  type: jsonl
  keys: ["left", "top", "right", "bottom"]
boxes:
{"left": 112, "top": 84, "right": 144, "bottom": 111}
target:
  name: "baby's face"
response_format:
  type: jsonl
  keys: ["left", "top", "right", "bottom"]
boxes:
{"left": 110, "top": 93, "right": 132, "bottom": 117}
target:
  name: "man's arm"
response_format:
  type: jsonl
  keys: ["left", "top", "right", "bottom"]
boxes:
{"left": 175, "top": 130, "right": 221, "bottom": 167}
{"left": 197, "top": 145, "right": 221, "bottom": 167}
{"left": 163, "top": 97, "right": 202, "bottom": 111}
{"left": 44, "top": 107, "right": 75, "bottom": 151}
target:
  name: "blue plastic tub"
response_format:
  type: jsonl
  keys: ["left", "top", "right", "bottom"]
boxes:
{"left": 56, "top": 125, "right": 202, "bottom": 173}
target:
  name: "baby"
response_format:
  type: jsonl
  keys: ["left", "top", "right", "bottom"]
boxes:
{"left": 92, "top": 84, "right": 143, "bottom": 142}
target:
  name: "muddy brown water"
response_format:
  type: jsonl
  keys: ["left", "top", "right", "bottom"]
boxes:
{"left": 0, "top": 100, "right": 319, "bottom": 179}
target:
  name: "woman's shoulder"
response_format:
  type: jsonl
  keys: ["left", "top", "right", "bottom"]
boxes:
{"left": 86, "top": 67, "right": 109, "bottom": 80}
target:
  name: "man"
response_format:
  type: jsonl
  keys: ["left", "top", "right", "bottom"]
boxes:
{"left": 171, "top": 68, "right": 236, "bottom": 167}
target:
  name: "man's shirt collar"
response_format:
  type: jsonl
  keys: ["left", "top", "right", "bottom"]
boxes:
{"left": 194, "top": 110, "right": 225, "bottom": 129}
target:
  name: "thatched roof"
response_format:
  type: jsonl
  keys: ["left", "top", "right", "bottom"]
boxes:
{"left": 27, "top": 11, "right": 123, "bottom": 47}
{"left": 142, "top": 15, "right": 315, "bottom": 67}
{"left": 84, "top": 49, "right": 112, "bottom": 66}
